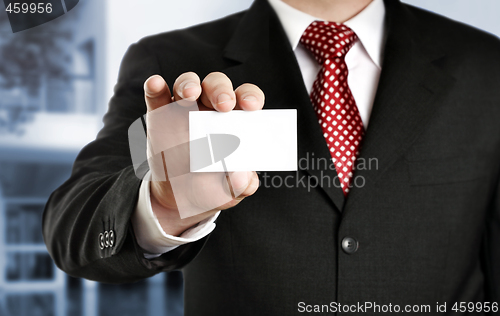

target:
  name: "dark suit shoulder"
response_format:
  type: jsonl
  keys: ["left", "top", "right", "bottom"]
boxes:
{"left": 136, "top": 10, "right": 246, "bottom": 54}
{"left": 404, "top": 3, "right": 500, "bottom": 59}
{"left": 122, "top": 10, "right": 247, "bottom": 83}
{"left": 400, "top": 2, "right": 500, "bottom": 101}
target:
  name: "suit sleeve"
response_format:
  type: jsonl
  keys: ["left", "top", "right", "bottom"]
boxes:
{"left": 42, "top": 41, "right": 209, "bottom": 284}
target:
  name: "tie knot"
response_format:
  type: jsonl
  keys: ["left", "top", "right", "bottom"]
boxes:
{"left": 300, "top": 21, "right": 358, "bottom": 65}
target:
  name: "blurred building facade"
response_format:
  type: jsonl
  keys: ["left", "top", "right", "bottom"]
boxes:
{"left": 0, "top": 1, "right": 184, "bottom": 315}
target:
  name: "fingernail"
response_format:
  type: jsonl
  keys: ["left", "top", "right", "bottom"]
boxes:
{"left": 243, "top": 95, "right": 258, "bottom": 103}
{"left": 179, "top": 82, "right": 197, "bottom": 99}
{"left": 217, "top": 93, "right": 232, "bottom": 105}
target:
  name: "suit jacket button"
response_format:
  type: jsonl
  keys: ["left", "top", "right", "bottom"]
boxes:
{"left": 342, "top": 237, "right": 358, "bottom": 254}
{"left": 104, "top": 231, "right": 110, "bottom": 248}
{"left": 99, "top": 233, "right": 105, "bottom": 250}
{"left": 109, "top": 230, "right": 115, "bottom": 248}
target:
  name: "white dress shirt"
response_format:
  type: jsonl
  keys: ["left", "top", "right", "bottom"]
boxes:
{"left": 132, "top": 0, "right": 386, "bottom": 257}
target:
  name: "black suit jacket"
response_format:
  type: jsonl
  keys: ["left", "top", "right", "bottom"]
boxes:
{"left": 43, "top": 0, "right": 500, "bottom": 314}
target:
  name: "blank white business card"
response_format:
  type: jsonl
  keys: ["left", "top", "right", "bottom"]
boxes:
{"left": 189, "top": 110, "right": 297, "bottom": 172}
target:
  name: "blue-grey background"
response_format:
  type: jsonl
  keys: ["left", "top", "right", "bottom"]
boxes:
{"left": 0, "top": 1, "right": 498, "bottom": 315}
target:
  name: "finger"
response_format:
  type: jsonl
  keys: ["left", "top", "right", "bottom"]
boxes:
{"left": 226, "top": 171, "right": 249, "bottom": 198}
{"left": 212, "top": 171, "right": 259, "bottom": 211}
{"left": 200, "top": 72, "right": 236, "bottom": 112}
{"left": 234, "top": 171, "right": 259, "bottom": 199}
{"left": 234, "top": 83, "right": 265, "bottom": 111}
{"left": 173, "top": 72, "right": 202, "bottom": 102}
{"left": 144, "top": 75, "right": 172, "bottom": 112}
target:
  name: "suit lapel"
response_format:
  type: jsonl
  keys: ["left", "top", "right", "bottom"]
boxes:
{"left": 223, "top": 0, "right": 347, "bottom": 211}
{"left": 345, "top": 0, "right": 456, "bottom": 208}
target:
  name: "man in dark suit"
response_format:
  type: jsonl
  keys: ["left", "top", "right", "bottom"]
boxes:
{"left": 43, "top": 0, "right": 500, "bottom": 314}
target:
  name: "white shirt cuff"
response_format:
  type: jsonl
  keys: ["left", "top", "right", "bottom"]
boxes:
{"left": 131, "top": 171, "right": 220, "bottom": 258}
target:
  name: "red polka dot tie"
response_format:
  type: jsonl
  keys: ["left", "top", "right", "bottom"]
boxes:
{"left": 300, "top": 21, "right": 365, "bottom": 196}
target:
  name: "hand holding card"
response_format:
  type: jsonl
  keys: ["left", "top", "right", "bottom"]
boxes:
{"left": 130, "top": 73, "right": 268, "bottom": 232}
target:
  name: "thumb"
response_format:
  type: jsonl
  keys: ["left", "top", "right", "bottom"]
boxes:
{"left": 144, "top": 75, "right": 172, "bottom": 112}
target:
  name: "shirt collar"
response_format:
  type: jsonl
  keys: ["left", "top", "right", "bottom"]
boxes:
{"left": 267, "top": 0, "right": 386, "bottom": 68}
